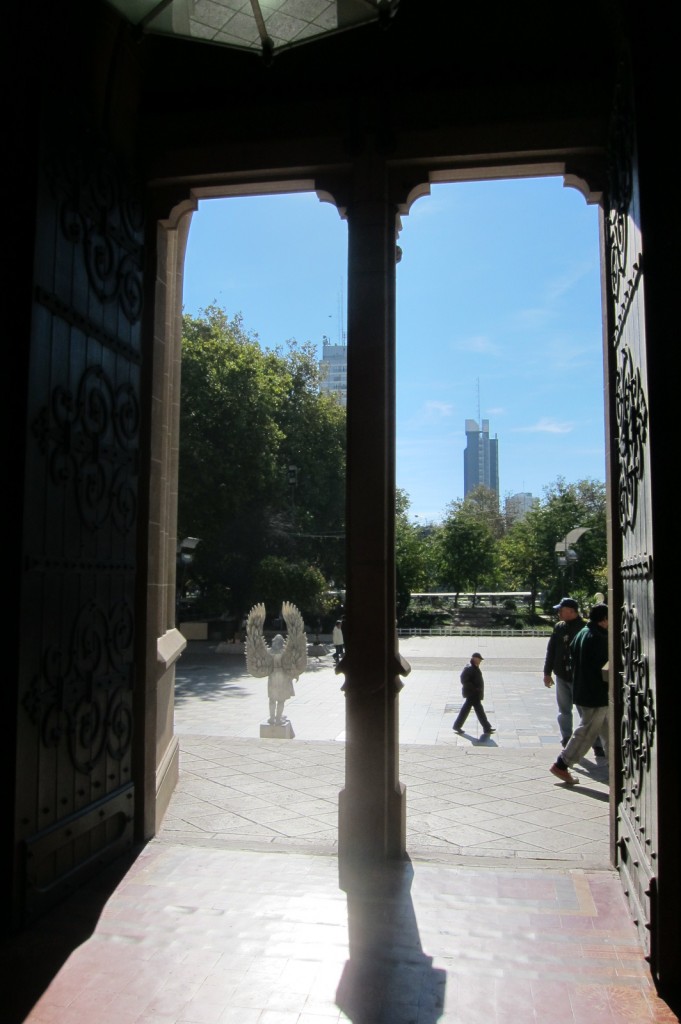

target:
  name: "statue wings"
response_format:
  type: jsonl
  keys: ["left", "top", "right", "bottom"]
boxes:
{"left": 280, "top": 601, "right": 308, "bottom": 677}
{"left": 245, "top": 601, "right": 308, "bottom": 679}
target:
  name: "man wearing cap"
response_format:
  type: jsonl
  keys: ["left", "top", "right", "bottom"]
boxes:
{"left": 550, "top": 603, "right": 609, "bottom": 784}
{"left": 452, "top": 653, "right": 496, "bottom": 736}
{"left": 543, "top": 599, "right": 586, "bottom": 738}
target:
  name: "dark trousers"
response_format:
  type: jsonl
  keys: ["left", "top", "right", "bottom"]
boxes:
{"left": 453, "top": 697, "right": 491, "bottom": 732}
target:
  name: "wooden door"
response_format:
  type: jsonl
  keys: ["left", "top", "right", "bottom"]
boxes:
{"left": 14, "top": 122, "right": 143, "bottom": 925}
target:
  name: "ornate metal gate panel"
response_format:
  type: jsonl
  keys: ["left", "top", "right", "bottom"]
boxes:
{"left": 605, "top": 66, "right": 658, "bottom": 968}
{"left": 15, "top": 124, "right": 143, "bottom": 924}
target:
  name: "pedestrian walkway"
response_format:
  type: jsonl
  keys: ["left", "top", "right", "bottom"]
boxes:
{"left": 6, "top": 636, "right": 679, "bottom": 1023}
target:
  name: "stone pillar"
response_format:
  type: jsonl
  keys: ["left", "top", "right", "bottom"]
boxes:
{"left": 338, "top": 157, "right": 407, "bottom": 890}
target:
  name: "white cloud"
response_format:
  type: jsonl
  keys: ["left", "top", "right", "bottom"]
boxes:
{"left": 422, "top": 400, "right": 454, "bottom": 419}
{"left": 507, "top": 307, "right": 552, "bottom": 331}
{"left": 452, "top": 334, "right": 499, "bottom": 354}
{"left": 545, "top": 260, "right": 595, "bottom": 302}
{"left": 513, "top": 418, "right": 574, "bottom": 434}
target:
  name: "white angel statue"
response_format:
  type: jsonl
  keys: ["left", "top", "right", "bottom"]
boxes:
{"left": 246, "top": 602, "right": 308, "bottom": 725}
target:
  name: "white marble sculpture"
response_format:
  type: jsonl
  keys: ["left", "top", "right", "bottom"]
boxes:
{"left": 246, "top": 602, "right": 308, "bottom": 725}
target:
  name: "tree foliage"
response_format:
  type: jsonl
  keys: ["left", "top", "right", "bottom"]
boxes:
{"left": 178, "top": 306, "right": 345, "bottom": 620}
{"left": 252, "top": 556, "right": 329, "bottom": 618}
{"left": 396, "top": 476, "right": 607, "bottom": 617}
{"left": 434, "top": 499, "right": 496, "bottom": 603}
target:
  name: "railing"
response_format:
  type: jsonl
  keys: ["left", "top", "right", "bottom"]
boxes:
{"left": 397, "top": 626, "right": 551, "bottom": 637}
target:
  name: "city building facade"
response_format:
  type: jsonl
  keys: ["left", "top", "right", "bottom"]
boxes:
{"left": 463, "top": 418, "right": 499, "bottom": 497}
{"left": 319, "top": 339, "right": 347, "bottom": 406}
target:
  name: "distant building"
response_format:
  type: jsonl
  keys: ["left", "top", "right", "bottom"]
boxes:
{"left": 506, "top": 491, "right": 534, "bottom": 523}
{"left": 463, "top": 418, "right": 499, "bottom": 498}
{"left": 319, "top": 339, "right": 347, "bottom": 407}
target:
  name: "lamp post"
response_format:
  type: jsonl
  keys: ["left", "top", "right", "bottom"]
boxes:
{"left": 176, "top": 536, "right": 201, "bottom": 624}
{"left": 555, "top": 527, "right": 589, "bottom": 591}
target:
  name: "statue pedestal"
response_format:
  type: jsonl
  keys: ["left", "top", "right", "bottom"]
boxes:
{"left": 260, "top": 720, "right": 295, "bottom": 739}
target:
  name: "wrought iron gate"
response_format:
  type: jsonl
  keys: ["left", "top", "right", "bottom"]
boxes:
{"left": 605, "top": 62, "right": 659, "bottom": 971}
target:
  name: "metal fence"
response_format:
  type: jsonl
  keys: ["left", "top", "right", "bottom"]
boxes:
{"left": 397, "top": 627, "right": 551, "bottom": 637}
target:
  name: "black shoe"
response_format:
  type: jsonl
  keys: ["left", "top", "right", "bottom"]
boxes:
{"left": 483, "top": 727, "right": 496, "bottom": 735}
{"left": 453, "top": 726, "right": 464, "bottom": 734}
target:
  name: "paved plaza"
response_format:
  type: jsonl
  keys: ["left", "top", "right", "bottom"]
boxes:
{"left": 163, "top": 635, "right": 611, "bottom": 867}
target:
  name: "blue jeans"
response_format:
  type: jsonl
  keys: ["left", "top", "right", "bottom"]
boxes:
{"left": 555, "top": 675, "right": 574, "bottom": 744}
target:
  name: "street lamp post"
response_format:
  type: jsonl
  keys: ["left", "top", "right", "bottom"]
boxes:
{"left": 555, "top": 527, "right": 589, "bottom": 591}
{"left": 176, "top": 536, "right": 201, "bottom": 624}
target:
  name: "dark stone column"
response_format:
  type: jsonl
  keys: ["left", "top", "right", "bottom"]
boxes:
{"left": 338, "top": 157, "right": 408, "bottom": 891}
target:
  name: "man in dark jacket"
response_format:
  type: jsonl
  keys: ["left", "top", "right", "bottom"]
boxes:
{"left": 550, "top": 604, "right": 609, "bottom": 784}
{"left": 543, "top": 596, "right": 604, "bottom": 757}
{"left": 452, "top": 653, "right": 495, "bottom": 736}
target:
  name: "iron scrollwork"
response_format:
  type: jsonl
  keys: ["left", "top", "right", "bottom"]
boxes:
{"left": 22, "top": 599, "right": 134, "bottom": 774}
{"left": 32, "top": 365, "right": 139, "bottom": 533}
{"left": 47, "top": 144, "right": 144, "bottom": 324}
{"left": 620, "top": 604, "right": 655, "bottom": 797}
{"left": 615, "top": 346, "right": 648, "bottom": 532}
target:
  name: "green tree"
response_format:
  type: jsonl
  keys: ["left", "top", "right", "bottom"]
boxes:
{"left": 274, "top": 339, "right": 346, "bottom": 586}
{"left": 461, "top": 485, "right": 506, "bottom": 540}
{"left": 394, "top": 489, "right": 434, "bottom": 618}
{"left": 496, "top": 504, "right": 555, "bottom": 612}
{"left": 540, "top": 477, "right": 607, "bottom": 607}
{"left": 252, "top": 556, "right": 329, "bottom": 621}
{"left": 435, "top": 500, "right": 496, "bottom": 603}
{"left": 496, "top": 477, "right": 606, "bottom": 612}
{"left": 178, "top": 306, "right": 345, "bottom": 619}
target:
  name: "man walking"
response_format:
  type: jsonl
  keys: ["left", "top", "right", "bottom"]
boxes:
{"left": 550, "top": 603, "right": 609, "bottom": 784}
{"left": 543, "top": 597, "right": 605, "bottom": 758}
{"left": 453, "top": 652, "right": 495, "bottom": 736}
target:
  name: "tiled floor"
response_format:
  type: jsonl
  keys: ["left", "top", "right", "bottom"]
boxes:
{"left": 6, "top": 845, "right": 677, "bottom": 1023}
{"left": 3, "top": 636, "right": 679, "bottom": 1023}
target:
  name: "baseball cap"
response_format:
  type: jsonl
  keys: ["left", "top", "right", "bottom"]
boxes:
{"left": 553, "top": 597, "right": 579, "bottom": 611}
{"left": 471, "top": 652, "right": 483, "bottom": 660}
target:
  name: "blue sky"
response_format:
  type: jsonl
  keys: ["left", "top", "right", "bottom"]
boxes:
{"left": 182, "top": 177, "right": 605, "bottom": 524}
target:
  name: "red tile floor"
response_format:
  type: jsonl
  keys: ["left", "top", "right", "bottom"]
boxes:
{"left": 3, "top": 841, "right": 679, "bottom": 1024}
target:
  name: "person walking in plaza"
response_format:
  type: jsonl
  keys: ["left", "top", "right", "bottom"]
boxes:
{"left": 543, "top": 597, "right": 605, "bottom": 758}
{"left": 453, "top": 652, "right": 496, "bottom": 736}
{"left": 332, "top": 619, "right": 345, "bottom": 663}
{"left": 550, "top": 603, "right": 609, "bottom": 784}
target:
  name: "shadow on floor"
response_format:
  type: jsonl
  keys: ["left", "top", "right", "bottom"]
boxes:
{"left": 337, "top": 859, "right": 447, "bottom": 1023}
{"left": 0, "top": 846, "right": 144, "bottom": 1024}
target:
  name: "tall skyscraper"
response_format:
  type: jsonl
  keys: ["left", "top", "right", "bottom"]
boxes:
{"left": 463, "top": 418, "right": 499, "bottom": 498}
{"left": 319, "top": 338, "right": 347, "bottom": 407}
